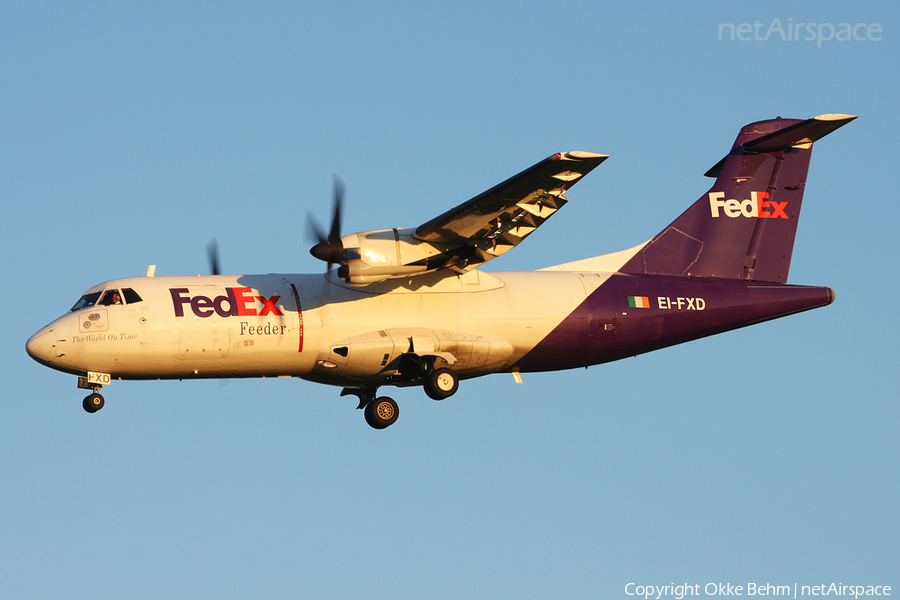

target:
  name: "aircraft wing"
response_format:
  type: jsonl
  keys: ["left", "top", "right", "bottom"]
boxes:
{"left": 413, "top": 151, "right": 608, "bottom": 269}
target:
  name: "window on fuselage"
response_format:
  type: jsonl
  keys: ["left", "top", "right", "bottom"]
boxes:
{"left": 122, "top": 288, "right": 143, "bottom": 304}
{"left": 70, "top": 291, "right": 102, "bottom": 312}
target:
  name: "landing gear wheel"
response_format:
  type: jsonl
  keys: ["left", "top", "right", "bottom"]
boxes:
{"left": 364, "top": 396, "right": 399, "bottom": 429}
{"left": 83, "top": 393, "right": 105, "bottom": 413}
{"left": 424, "top": 367, "right": 458, "bottom": 400}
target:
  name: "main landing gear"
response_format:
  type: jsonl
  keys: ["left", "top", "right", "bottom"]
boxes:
{"left": 342, "top": 366, "right": 460, "bottom": 429}
{"left": 365, "top": 397, "right": 399, "bottom": 429}
{"left": 423, "top": 367, "right": 458, "bottom": 400}
{"left": 341, "top": 387, "right": 399, "bottom": 429}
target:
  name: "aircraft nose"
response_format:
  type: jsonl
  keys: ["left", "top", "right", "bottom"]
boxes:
{"left": 26, "top": 326, "right": 58, "bottom": 366}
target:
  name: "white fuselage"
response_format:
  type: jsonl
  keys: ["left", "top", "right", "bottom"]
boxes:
{"left": 27, "top": 268, "right": 613, "bottom": 388}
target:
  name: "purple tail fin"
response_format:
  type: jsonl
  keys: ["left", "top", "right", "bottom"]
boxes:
{"left": 620, "top": 114, "right": 856, "bottom": 282}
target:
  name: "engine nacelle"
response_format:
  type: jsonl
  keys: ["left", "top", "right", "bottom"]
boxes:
{"left": 336, "top": 228, "right": 469, "bottom": 285}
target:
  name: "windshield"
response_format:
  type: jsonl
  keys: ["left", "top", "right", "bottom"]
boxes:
{"left": 70, "top": 291, "right": 102, "bottom": 312}
{"left": 70, "top": 288, "right": 143, "bottom": 311}
{"left": 98, "top": 290, "right": 122, "bottom": 305}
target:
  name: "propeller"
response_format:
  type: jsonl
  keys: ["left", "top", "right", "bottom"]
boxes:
{"left": 308, "top": 177, "right": 345, "bottom": 270}
{"left": 207, "top": 239, "right": 221, "bottom": 276}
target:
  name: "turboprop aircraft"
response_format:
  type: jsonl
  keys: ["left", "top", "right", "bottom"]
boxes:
{"left": 26, "top": 114, "right": 855, "bottom": 428}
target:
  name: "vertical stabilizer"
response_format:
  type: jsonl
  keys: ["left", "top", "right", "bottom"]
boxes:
{"left": 620, "top": 114, "right": 855, "bottom": 282}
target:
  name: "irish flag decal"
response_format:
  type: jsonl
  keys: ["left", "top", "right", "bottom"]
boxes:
{"left": 628, "top": 296, "right": 650, "bottom": 309}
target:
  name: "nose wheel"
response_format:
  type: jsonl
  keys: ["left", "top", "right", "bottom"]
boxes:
{"left": 83, "top": 392, "right": 105, "bottom": 413}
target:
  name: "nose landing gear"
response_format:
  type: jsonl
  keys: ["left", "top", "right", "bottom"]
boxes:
{"left": 77, "top": 372, "right": 109, "bottom": 413}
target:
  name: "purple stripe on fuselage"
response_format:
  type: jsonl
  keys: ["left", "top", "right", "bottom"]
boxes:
{"left": 513, "top": 274, "right": 834, "bottom": 372}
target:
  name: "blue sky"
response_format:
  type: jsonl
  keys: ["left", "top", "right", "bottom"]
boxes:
{"left": 2, "top": 1, "right": 897, "bottom": 598}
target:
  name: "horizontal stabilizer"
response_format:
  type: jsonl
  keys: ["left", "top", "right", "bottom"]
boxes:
{"left": 705, "top": 114, "right": 856, "bottom": 177}
{"left": 743, "top": 113, "right": 857, "bottom": 151}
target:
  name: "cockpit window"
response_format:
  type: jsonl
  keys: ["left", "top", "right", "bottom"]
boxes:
{"left": 98, "top": 289, "right": 123, "bottom": 306}
{"left": 122, "top": 288, "right": 143, "bottom": 304}
{"left": 70, "top": 291, "right": 102, "bottom": 312}
{"left": 70, "top": 287, "right": 143, "bottom": 311}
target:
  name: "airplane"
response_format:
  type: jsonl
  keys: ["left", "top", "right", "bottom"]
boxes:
{"left": 26, "top": 113, "right": 856, "bottom": 429}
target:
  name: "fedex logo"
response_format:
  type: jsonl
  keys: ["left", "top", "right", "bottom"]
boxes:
{"left": 170, "top": 287, "right": 284, "bottom": 318}
{"left": 708, "top": 191, "right": 788, "bottom": 219}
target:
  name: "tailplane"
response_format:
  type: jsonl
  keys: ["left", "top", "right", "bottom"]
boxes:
{"left": 619, "top": 114, "right": 856, "bottom": 282}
